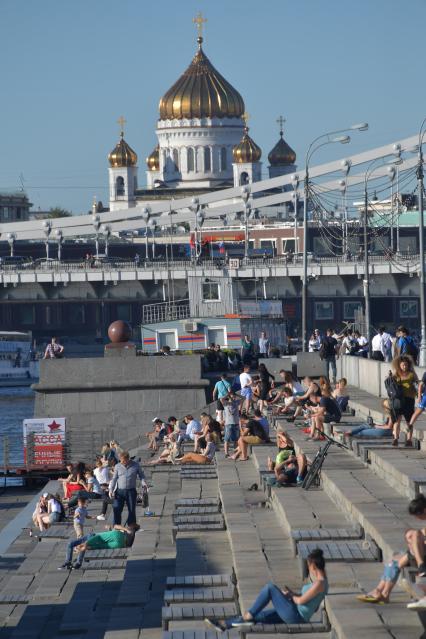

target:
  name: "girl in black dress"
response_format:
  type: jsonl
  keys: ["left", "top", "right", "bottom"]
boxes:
{"left": 258, "top": 363, "right": 275, "bottom": 412}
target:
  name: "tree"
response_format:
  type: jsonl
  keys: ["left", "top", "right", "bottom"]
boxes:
{"left": 48, "top": 207, "right": 72, "bottom": 218}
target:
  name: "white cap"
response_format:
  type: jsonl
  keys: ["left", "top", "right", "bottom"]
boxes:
{"left": 42, "top": 492, "right": 49, "bottom": 498}
{"left": 152, "top": 417, "right": 161, "bottom": 423}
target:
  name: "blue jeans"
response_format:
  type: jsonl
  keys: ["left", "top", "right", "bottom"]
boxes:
{"left": 226, "top": 582, "right": 304, "bottom": 627}
{"left": 381, "top": 559, "right": 400, "bottom": 582}
{"left": 325, "top": 357, "right": 336, "bottom": 382}
{"left": 350, "top": 425, "right": 392, "bottom": 438}
{"left": 113, "top": 488, "right": 137, "bottom": 526}
{"left": 65, "top": 533, "right": 94, "bottom": 565}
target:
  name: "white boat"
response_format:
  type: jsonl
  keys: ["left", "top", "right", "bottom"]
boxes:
{"left": 0, "top": 332, "right": 39, "bottom": 387}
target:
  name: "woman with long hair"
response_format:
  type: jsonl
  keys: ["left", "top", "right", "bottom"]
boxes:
{"left": 205, "top": 548, "right": 328, "bottom": 630}
{"left": 391, "top": 355, "right": 418, "bottom": 447}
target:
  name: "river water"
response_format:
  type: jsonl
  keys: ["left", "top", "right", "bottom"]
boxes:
{"left": 0, "top": 387, "right": 34, "bottom": 469}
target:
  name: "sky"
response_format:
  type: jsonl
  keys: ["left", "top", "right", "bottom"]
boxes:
{"left": 0, "top": 0, "right": 424, "bottom": 214}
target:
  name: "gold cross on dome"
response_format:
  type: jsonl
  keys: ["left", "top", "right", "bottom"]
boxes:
{"left": 243, "top": 112, "right": 250, "bottom": 126}
{"left": 117, "top": 115, "right": 127, "bottom": 136}
{"left": 193, "top": 12, "right": 207, "bottom": 38}
{"left": 277, "top": 115, "right": 286, "bottom": 133}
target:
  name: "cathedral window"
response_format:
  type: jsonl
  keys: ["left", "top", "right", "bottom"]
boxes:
{"left": 220, "top": 147, "right": 227, "bottom": 171}
{"left": 173, "top": 149, "right": 179, "bottom": 171}
{"left": 187, "top": 147, "right": 195, "bottom": 172}
{"left": 240, "top": 172, "right": 249, "bottom": 186}
{"left": 116, "top": 176, "right": 125, "bottom": 197}
{"left": 204, "top": 147, "right": 211, "bottom": 172}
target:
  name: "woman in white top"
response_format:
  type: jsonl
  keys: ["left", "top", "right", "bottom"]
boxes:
{"left": 94, "top": 459, "right": 111, "bottom": 487}
{"left": 36, "top": 494, "right": 62, "bottom": 531}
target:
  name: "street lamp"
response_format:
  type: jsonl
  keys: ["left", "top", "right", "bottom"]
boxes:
{"left": 7, "top": 233, "right": 16, "bottom": 257}
{"left": 291, "top": 174, "right": 299, "bottom": 253}
{"left": 417, "top": 118, "right": 426, "bottom": 365}
{"left": 42, "top": 219, "right": 52, "bottom": 260}
{"left": 363, "top": 156, "right": 403, "bottom": 357}
{"left": 55, "top": 229, "right": 63, "bottom": 261}
{"left": 190, "top": 197, "right": 205, "bottom": 262}
{"left": 241, "top": 185, "right": 251, "bottom": 260}
{"left": 92, "top": 214, "right": 101, "bottom": 258}
{"left": 148, "top": 218, "right": 157, "bottom": 260}
{"left": 101, "top": 224, "right": 111, "bottom": 257}
{"left": 141, "top": 206, "right": 151, "bottom": 260}
{"left": 301, "top": 123, "right": 368, "bottom": 351}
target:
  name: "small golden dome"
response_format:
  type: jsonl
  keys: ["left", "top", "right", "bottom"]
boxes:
{"left": 159, "top": 37, "right": 245, "bottom": 120}
{"left": 268, "top": 131, "right": 296, "bottom": 166}
{"left": 108, "top": 133, "right": 138, "bottom": 167}
{"left": 233, "top": 127, "right": 262, "bottom": 164}
{"left": 146, "top": 144, "right": 160, "bottom": 171}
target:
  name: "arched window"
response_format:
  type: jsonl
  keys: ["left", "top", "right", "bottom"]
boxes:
{"left": 172, "top": 148, "right": 179, "bottom": 171}
{"left": 187, "top": 147, "right": 195, "bottom": 172}
{"left": 240, "top": 172, "right": 249, "bottom": 186}
{"left": 116, "top": 176, "right": 125, "bottom": 197}
{"left": 220, "top": 147, "right": 227, "bottom": 171}
{"left": 204, "top": 146, "right": 211, "bottom": 172}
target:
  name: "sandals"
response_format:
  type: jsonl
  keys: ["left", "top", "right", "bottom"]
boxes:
{"left": 248, "top": 483, "right": 258, "bottom": 492}
{"left": 357, "top": 594, "right": 388, "bottom": 604}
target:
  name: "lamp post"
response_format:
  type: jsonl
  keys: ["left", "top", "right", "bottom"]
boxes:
{"left": 301, "top": 123, "right": 368, "bottom": 351}
{"left": 92, "top": 214, "right": 101, "bottom": 258}
{"left": 363, "top": 156, "right": 402, "bottom": 356}
{"left": 101, "top": 224, "right": 111, "bottom": 257}
{"left": 241, "top": 185, "right": 251, "bottom": 260}
{"left": 55, "top": 229, "right": 63, "bottom": 261}
{"left": 291, "top": 174, "right": 299, "bottom": 253}
{"left": 190, "top": 197, "right": 205, "bottom": 262}
{"left": 141, "top": 206, "right": 151, "bottom": 260}
{"left": 7, "top": 233, "right": 16, "bottom": 257}
{"left": 42, "top": 220, "right": 52, "bottom": 260}
{"left": 417, "top": 118, "right": 426, "bottom": 365}
{"left": 148, "top": 218, "right": 157, "bottom": 260}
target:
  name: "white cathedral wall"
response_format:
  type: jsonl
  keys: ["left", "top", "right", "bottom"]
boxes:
{"left": 109, "top": 166, "right": 138, "bottom": 211}
{"left": 156, "top": 117, "right": 244, "bottom": 186}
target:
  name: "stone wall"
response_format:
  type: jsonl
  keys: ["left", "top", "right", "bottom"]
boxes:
{"left": 33, "top": 354, "right": 209, "bottom": 459}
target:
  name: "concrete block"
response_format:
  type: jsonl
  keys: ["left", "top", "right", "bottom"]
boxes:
{"left": 296, "top": 352, "right": 326, "bottom": 378}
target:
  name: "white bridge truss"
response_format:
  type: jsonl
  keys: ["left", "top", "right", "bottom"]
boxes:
{"left": 0, "top": 134, "right": 420, "bottom": 241}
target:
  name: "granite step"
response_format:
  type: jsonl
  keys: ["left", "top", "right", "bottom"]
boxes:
{"left": 162, "top": 603, "right": 238, "bottom": 630}
{"left": 163, "top": 585, "right": 235, "bottom": 604}
{"left": 166, "top": 574, "right": 234, "bottom": 589}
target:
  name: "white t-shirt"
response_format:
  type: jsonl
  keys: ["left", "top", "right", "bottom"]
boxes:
{"left": 49, "top": 498, "right": 61, "bottom": 513}
{"left": 371, "top": 334, "right": 382, "bottom": 352}
{"left": 87, "top": 475, "right": 103, "bottom": 495}
{"left": 239, "top": 372, "right": 252, "bottom": 389}
{"left": 358, "top": 336, "right": 368, "bottom": 347}
{"left": 94, "top": 466, "right": 110, "bottom": 486}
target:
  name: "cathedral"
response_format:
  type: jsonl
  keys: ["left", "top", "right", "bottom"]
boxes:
{"left": 107, "top": 15, "right": 297, "bottom": 212}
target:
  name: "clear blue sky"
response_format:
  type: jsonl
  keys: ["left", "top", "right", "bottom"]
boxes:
{"left": 0, "top": 0, "right": 424, "bottom": 213}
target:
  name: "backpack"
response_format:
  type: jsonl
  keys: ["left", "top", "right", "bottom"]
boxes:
{"left": 384, "top": 373, "right": 404, "bottom": 401}
{"left": 402, "top": 337, "right": 418, "bottom": 361}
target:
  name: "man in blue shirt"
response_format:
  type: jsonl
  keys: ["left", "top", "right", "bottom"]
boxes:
{"left": 213, "top": 373, "right": 231, "bottom": 423}
{"left": 396, "top": 326, "right": 418, "bottom": 361}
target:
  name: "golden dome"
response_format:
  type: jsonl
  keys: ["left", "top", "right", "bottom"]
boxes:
{"left": 268, "top": 131, "right": 296, "bottom": 166}
{"left": 108, "top": 133, "right": 138, "bottom": 167}
{"left": 146, "top": 144, "right": 160, "bottom": 171}
{"left": 159, "top": 37, "right": 245, "bottom": 120}
{"left": 233, "top": 127, "right": 262, "bottom": 163}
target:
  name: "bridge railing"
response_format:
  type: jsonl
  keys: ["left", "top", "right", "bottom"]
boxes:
{"left": 0, "top": 252, "right": 420, "bottom": 274}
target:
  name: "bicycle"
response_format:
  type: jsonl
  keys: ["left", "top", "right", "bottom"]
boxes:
{"left": 301, "top": 429, "right": 349, "bottom": 491}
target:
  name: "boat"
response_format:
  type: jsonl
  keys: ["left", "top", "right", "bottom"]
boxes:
{"left": 0, "top": 332, "right": 39, "bottom": 387}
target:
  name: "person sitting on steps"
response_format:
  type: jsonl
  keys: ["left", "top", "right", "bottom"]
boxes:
{"left": 357, "top": 494, "right": 426, "bottom": 608}
{"left": 205, "top": 548, "right": 328, "bottom": 630}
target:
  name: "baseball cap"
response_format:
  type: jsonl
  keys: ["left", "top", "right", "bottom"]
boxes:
{"left": 42, "top": 492, "right": 49, "bottom": 498}
{"left": 152, "top": 417, "right": 161, "bottom": 423}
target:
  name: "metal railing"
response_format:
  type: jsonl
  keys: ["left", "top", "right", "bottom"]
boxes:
{"left": 0, "top": 252, "right": 421, "bottom": 276}
{"left": 142, "top": 299, "right": 191, "bottom": 324}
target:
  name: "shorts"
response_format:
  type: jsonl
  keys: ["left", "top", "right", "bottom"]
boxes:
{"left": 242, "top": 435, "right": 263, "bottom": 445}
{"left": 278, "top": 466, "right": 298, "bottom": 484}
{"left": 399, "top": 397, "right": 415, "bottom": 422}
{"left": 224, "top": 424, "right": 239, "bottom": 443}
{"left": 74, "top": 523, "right": 84, "bottom": 537}
{"left": 216, "top": 399, "right": 224, "bottom": 411}
{"left": 259, "top": 385, "right": 270, "bottom": 401}
{"left": 417, "top": 396, "right": 426, "bottom": 410}
{"left": 324, "top": 414, "right": 340, "bottom": 423}
{"left": 240, "top": 387, "right": 253, "bottom": 400}
{"left": 49, "top": 512, "right": 61, "bottom": 524}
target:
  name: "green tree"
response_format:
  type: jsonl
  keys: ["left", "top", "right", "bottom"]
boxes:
{"left": 48, "top": 207, "right": 72, "bottom": 218}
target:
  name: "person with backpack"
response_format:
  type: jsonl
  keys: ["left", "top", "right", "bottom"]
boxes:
{"left": 319, "top": 328, "right": 338, "bottom": 384}
{"left": 396, "top": 326, "right": 419, "bottom": 363}
{"left": 212, "top": 373, "right": 231, "bottom": 424}
{"left": 388, "top": 355, "right": 418, "bottom": 447}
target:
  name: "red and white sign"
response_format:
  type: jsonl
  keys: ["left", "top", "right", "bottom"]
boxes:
{"left": 23, "top": 418, "right": 66, "bottom": 468}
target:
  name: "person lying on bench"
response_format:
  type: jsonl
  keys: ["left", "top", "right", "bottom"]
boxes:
{"left": 58, "top": 524, "right": 137, "bottom": 571}
{"left": 357, "top": 494, "right": 426, "bottom": 607}
{"left": 205, "top": 548, "right": 328, "bottom": 630}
